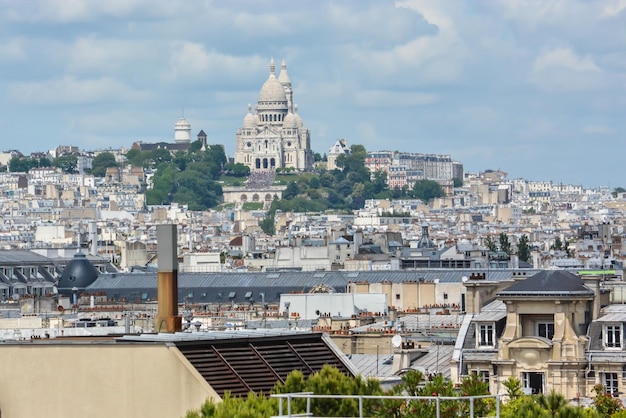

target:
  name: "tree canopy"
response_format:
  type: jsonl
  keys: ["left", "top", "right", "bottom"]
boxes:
{"left": 53, "top": 154, "right": 78, "bottom": 173}
{"left": 144, "top": 145, "right": 225, "bottom": 211}
{"left": 91, "top": 152, "right": 118, "bottom": 177}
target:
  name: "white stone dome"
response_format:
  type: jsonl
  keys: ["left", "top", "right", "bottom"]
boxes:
{"left": 175, "top": 117, "right": 190, "bottom": 128}
{"left": 278, "top": 59, "right": 291, "bottom": 86}
{"left": 259, "top": 75, "right": 287, "bottom": 103}
{"left": 283, "top": 110, "right": 298, "bottom": 129}
{"left": 259, "top": 58, "right": 287, "bottom": 103}
{"left": 294, "top": 104, "right": 304, "bottom": 127}
{"left": 243, "top": 104, "right": 256, "bottom": 129}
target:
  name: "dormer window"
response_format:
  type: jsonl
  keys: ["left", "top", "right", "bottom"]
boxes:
{"left": 477, "top": 323, "right": 495, "bottom": 348}
{"left": 537, "top": 322, "right": 554, "bottom": 339}
{"left": 605, "top": 324, "right": 622, "bottom": 349}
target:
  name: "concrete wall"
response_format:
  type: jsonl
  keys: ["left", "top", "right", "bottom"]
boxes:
{"left": 0, "top": 342, "right": 218, "bottom": 418}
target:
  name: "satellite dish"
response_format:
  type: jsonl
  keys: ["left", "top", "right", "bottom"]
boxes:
{"left": 392, "top": 334, "right": 402, "bottom": 348}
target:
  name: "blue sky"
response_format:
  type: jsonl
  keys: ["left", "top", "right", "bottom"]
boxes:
{"left": 0, "top": 0, "right": 624, "bottom": 187}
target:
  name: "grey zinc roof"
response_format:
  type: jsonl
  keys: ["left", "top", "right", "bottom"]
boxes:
{"left": 0, "top": 250, "right": 52, "bottom": 264}
{"left": 85, "top": 269, "right": 551, "bottom": 291}
{"left": 473, "top": 300, "right": 506, "bottom": 322}
{"left": 498, "top": 270, "right": 594, "bottom": 296}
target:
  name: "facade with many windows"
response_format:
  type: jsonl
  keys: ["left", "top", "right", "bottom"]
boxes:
{"left": 453, "top": 270, "right": 611, "bottom": 400}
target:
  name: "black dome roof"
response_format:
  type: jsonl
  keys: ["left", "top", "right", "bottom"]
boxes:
{"left": 57, "top": 252, "right": 99, "bottom": 294}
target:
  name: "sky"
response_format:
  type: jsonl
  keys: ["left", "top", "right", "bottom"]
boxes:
{"left": 0, "top": 0, "right": 624, "bottom": 188}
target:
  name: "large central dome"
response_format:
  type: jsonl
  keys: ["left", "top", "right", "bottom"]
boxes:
{"left": 259, "top": 59, "right": 287, "bottom": 103}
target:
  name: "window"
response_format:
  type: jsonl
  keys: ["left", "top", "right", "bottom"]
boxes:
{"left": 216, "top": 292, "right": 223, "bottom": 299}
{"left": 228, "top": 292, "right": 236, "bottom": 299}
{"left": 537, "top": 322, "right": 554, "bottom": 339}
{"left": 605, "top": 324, "right": 622, "bottom": 348}
{"left": 478, "top": 370, "right": 490, "bottom": 384}
{"left": 244, "top": 291, "right": 253, "bottom": 298}
{"left": 478, "top": 324, "right": 494, "bottom": 347}
{"left": 396, "top": 294, "right": 401, "bottom": 300}
{"left": 605, "top": 372, "right": 619, "bottom": 396}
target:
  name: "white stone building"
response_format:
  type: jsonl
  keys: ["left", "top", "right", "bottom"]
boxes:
{"left": 234, "top": 59, "right": 313, "bottom": 171}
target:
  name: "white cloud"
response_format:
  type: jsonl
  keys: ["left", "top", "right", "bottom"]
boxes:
{"left": 602, "top": 0, "right": 626, "bottom": 17}
{"left": 533, "top": 48, "right": 600, "bottom": 73}
{"left": 3, "top": 0, "right": 177, "bottom": 23}
{"left": 530, "top": 47, "right": 605, "bottom": 91}
{"left": 584, "top": 125, "right": 612, "bottom": 135}
{"left": 67, "top": 37, "right": 161, "bottom": 74}
{"left": 349, "top": 1, "right": 467, "bottom": 85}
{"left": 354, "top": 90, "right": 438, "bottom": 108}
{"left": 166, "top": 42, "right": 266, "bottom": 83}
{"left": 10, "top": 76, "right": 152, "bottom": 105}
{"left": 0, "top": 38, "right": 26, "bottom": 61}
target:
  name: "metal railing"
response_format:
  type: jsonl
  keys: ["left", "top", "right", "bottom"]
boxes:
{"left": 271, "top": 392, "right": 501, "bottom": 418}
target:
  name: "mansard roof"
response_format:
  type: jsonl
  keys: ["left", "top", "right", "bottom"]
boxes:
{"left": 497, "top": 269, "right": 594, "bottom": 297}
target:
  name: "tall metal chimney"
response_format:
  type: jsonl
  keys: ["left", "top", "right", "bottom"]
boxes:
{"left": 154, "top": 224, "right": 182, "bottom": 333}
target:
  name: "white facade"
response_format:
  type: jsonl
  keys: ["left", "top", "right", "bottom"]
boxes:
{"left": 279, "top": 293, "right": 388, "bottom": 320}
{"left": 234, "top": 59, "right": 313, "bottom": 171}
{"left": 174, "top": 117, "right": 192, "bottom": 143}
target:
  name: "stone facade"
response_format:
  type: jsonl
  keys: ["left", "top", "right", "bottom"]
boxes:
{"left": 234, "top": 59, "right": 313, "bottom": 172}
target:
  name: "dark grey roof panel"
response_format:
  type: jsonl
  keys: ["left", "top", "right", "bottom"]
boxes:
{"left": 498, "top": 270, "right": 594, "bottom": 296}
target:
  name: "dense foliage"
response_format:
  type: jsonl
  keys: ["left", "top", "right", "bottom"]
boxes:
{"left": 143, "top": 142, "right": 226, "bottom": 210}
{"left": 517, "top": 234, "right": 531, "bottom": 262}
{"left": 184, "top": 364, "right": 382, "bottom": 418}
{"left": 259, "top": 144, "right": 445, "bottom": 233}
{"left": 185, "top": 370, "right": 624, "bottom": 418}
{"left": 90, "top": 152, "right": 118, "bottom": 177}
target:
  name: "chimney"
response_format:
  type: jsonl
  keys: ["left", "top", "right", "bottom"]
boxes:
{"left": 89, "top": 221, "right": 98, "bottom": 256}
{"left": 155, "top": 224, "right": 182, "bottom": 333}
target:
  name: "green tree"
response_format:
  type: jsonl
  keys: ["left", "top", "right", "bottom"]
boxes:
{"left": 517, "top": 234, "right": 531, "bottom": 262}
{"left": 283, "top": 182, "right": 300, "bottom": 199}
{"left": 91, "top": 152, "right": 118, "bottom": 177}
{"left": 499, "top": 233, "right": 511, "bottom": 255}
{"left": 412, "top": 179, "right": 445, "bottom": 203}
{"left": 592, "top": 384, "right": 623, "bottom": 417}
{"left": 612, "top": 187, "right": 626, "bottom": 198}
{"left": 126, "top": 148, "right": 148, "bottom": 166}
{"left": 223, "top": 163, "right": 250, "bottom": 177}
{"left": 552, "top": 237, "right": 564, "bottom": 251}
{"left": 186, "top": 365, "right": 382, "bottom": 418}
{"left": 259, "top": 216, "right": 275, "bottom": 235}
{"left": 308, "top": 176, "right": 320, "bottom": 189}
{"left": 503, "top": 376, "right": 523, "bottom": 400}
{"left": 38, "top": 157, "right": 52, "bottom": 167}
{"left": 53, "top": 154, "right": 78, "bottom": 173}
{"left": 185, "top": 392, "right": 277, "bottom": 418}
{"left": 9, "top": 156, "right": 37, "bottom": 172}
{"left": 149, "top": 148, "right": 172, "bottom": 165}
{"left": 484, "top": 236, "right": 497, "bottom": 252}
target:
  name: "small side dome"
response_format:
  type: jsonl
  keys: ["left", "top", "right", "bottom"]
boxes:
{"left": 278, "top": 59, "right": 291, "bottom": 86}
{"left": 283, "top": 110, "right": 298, "bottom": 129}
{"left": 243, "top": 104, "right": 256, "bottom": 129}
{"left": 57, "top": 252, "right": 100, "bottom": 295}
{"left": 293, "top": 104, "right": 304, "bottom": 127}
